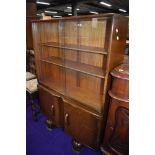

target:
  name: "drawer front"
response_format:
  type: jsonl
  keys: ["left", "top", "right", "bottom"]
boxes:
{"left": 63, "top": 100, "right": 103, "bottom": 150}
{"left": 39, "top": 86, "right": 63, "bottom": 127}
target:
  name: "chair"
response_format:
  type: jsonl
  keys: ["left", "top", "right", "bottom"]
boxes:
{"left": 26, "top": 78, "right": 39, "bottom": 121}
{"left": 26, "top": 49, "right": 36, "bottom": 75}
{"left": 26, "top": 71, "right": 36, "bottom": 81}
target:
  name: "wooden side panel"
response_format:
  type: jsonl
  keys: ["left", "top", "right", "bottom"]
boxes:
{"left": 63, "top": 100, "right": 103, "bottom": 150}
{"left": 101, "top": 15, "right": 128, "bottom": 126}
{"left": 107, "top": 15, "right": 128, "bottom": 71}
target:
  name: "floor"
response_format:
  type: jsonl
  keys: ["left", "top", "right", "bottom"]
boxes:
{"left": 26, "top": 96, "right": 102, "bottom": 155}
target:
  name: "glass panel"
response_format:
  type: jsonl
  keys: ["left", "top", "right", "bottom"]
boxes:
{"left": 78, "top": 18, "right": 107, "bottom": 49}
{"left": 38, "top": 21, "right": 65, "bottom": 94}
{"left": 63, "top": 20, "right": 78, "bottom": 45}
{"left": 41, "top": 22, "right": 59, "bottom": 44}
{"left": 65, "top": 70, "right": 104, "bottom": 112}
{"left": 63, "top": 18, "right": 106, "bottom": 111}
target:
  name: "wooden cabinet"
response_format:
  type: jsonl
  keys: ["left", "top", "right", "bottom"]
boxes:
{"left": 39, "top": 85, "right": 63, "bottom": 127}
{"left": 32, "top": 14, "right": 128, "bottom": 150}
{"left": 101, "top": 64, "right": 129, "bottom": 155}
{"left": 63, "top": 99, "right": 103, "bottom": 149}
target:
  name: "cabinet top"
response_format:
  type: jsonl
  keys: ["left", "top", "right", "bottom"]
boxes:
{"left": 111, "top": 64, "right": 129, "bottom": 80}
{"left": 32, "top": 13, "right": 127, "bottom": 23}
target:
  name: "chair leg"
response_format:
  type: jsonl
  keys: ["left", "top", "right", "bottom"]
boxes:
{"left": 29, "top": 94, "right": 37, "bottom": 121}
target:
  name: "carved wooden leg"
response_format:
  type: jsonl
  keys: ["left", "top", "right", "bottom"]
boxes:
{"left": 46, "top": 119, "right": 55, "bottom": 131}
{"left": 72, "top": 139, "right": 83, "bottom": 153}
{"left": 29, "top": 93, "right": 37, "bottom": 121}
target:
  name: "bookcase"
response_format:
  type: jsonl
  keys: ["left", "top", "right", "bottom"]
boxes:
{"left": 32, "top": 13, "right": 128, "bottom": 150}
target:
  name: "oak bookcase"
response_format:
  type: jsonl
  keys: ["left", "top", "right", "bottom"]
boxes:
{"left": 32, "top": 13, "right": 128, "bottom": 150}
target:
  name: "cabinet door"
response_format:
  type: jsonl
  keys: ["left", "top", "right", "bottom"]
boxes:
{"left": 63, "top": 100, "right": 103, "bottom": 150}
{"left": 39, "top": 86, "right": 63, "bottom": 127}
{"left": 103, "top": 98, "right": 129, "bottom": 154}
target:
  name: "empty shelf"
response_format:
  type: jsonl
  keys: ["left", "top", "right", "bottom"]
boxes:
{"left": 41, "top": 56, "right": 105, "bottom": 78}
{"left": 41, "top": 42, "right": 107, "bottom": 55}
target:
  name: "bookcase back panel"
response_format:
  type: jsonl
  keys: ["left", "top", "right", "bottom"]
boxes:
{"left": 63, "top": 21, "right": 78, "bottom": 45}
{"left": 78, "top": 19, "right": 107, "bottom": 48}
{"left": 79, "top": 52, "right": 105, "bottom": 67}
{"left": 65, "top": 70, "right": 103, "bottom": 95}
{"left": 41, "top": 46, "right": 63, "bottom": 59}
{"left": 65, "top": 69, "right": 104, "bottom": 110}
{"left": 64, "top": 49, "right": 77, "bottom": 62}
{"left": 41, "top": 22, "right": 59, "bottom": 43}
{"left": 65, "top": 70, "right": 77, "bottom": 87}
{"left": 40, "top": 62, "right": 65, "bottom": 93}
{"left": 80, "top": 73, "right": 103, "bottom": 94}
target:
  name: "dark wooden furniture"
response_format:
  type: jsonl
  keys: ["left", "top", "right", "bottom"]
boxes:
{"left": 26, "top": 79, "right": 39, "bottom": 121}
{"left": 101, "top": 64, "right": 129, "bottom": 155}
{"left": 32, "top": 13, "right": 128, "bottom": 151}
{"left": 26, "top": 50, "right": 36, "bottom": 74}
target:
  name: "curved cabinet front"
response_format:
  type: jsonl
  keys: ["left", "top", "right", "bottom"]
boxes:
{"left": 101, "top": 64, "right": 129, "bottom": 155}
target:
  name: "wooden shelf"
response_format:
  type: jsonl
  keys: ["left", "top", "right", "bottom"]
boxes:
{"left": 39, "top": 79, "right": 65, "bottom": 95}
{"left": 66, "top": 87, "right": 103, "bottom": 113}
{"left": 41, "top": 42, "right": 107, "bottom": 55}
{"left": 41, "top": 56, "right": 105, "bottom": 78}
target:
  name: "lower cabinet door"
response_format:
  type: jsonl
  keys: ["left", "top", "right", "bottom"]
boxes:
{"left": 102, "top": 98, "right": 129, "bottom": 155}
{"left": 63, "top": 100, "right": 103, "bottom": 150}
{"left": 39, "top": 85, "right": 63, "bottom": 127}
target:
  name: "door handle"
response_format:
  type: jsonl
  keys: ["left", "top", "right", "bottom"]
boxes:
{"left": 65, "top": 113, "right": 69, "bottom": 125}
{"left": 51, "top": 105, "right": 55, "bottom": 115}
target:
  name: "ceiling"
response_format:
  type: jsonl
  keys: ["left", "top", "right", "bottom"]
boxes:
{"left": 31, "top": 0, "right": 129, "bottom": 17}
